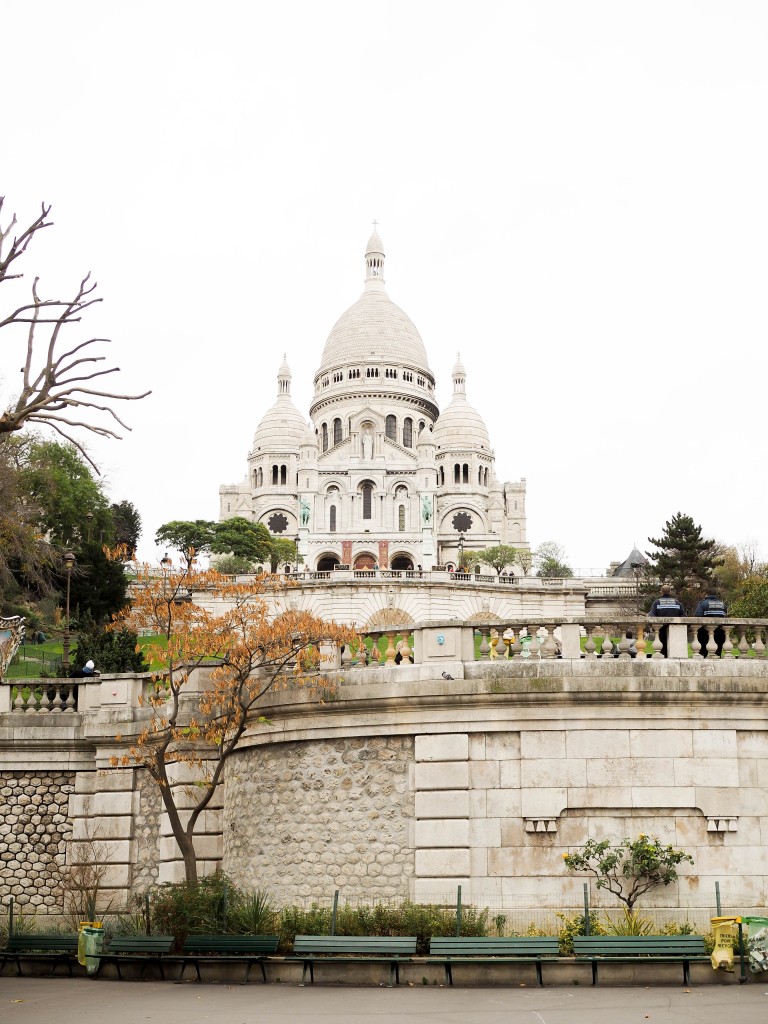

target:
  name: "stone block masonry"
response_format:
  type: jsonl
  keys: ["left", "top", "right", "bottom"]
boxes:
{"left": 0, "top": 772, "right": 74, "bottom": 911}
{"left": 223, "top": 737, "right": 414, "bottom": 901}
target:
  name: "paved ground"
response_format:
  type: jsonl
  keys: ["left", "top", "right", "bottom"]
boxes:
{"left": 2, "top": 978, "right": 768, "bottom": 1024}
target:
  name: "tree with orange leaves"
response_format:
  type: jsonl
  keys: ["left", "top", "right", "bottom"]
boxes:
{"left": 112, "top": 564, "right": 352, "bottom": 884}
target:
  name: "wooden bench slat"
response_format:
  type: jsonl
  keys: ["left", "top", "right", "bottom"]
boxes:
{"left": 1, "top": 934, "right": 80, "bottom": 978}
{"left": 292, "top": 935, "right": 417, "bottom": 987}
{"left": 176, "top": 935, "right": 280, "bottom": 982}
{"left": 573, "top": 935, "right": 709, "bottom": 985}
{"left": 428, "top": 936, "right": 560, "bottom": 986}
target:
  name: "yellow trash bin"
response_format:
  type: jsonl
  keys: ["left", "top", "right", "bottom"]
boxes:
{"left": 710, "top": 916, "right": 741, "bottom": 972}
{"left": 78, "top": 921, "right": 104, "bottom": 974}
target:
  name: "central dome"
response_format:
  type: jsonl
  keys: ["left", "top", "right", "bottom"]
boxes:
{"left": 315, "top": 230, "right": 433, "bottom": 378}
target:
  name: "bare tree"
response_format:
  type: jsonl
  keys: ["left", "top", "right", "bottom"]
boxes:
{"left": 0, "top": 198, "right": 150, "bottom": 469}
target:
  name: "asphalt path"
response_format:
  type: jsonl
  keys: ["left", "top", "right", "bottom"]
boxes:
{"left": 2, "top": 978, "right": 768, "bottom": 1024}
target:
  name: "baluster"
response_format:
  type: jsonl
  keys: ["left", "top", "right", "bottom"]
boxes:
{"left": 503, "top": 630, "right": 513, "bottom": 659}
{"left": 527, "top": 628, "right": 540, "bottom": 658}
{"left": 753, "top": 627, "right": 766, "bottom": 658}
{"left": 64, "top": 685, "right": 76, "bottom": 713}
{"left": 690, "top": 627, "right": 702, "bottom": 659}
{"left": 51, "top": 685, "right": 64, "bottom": 713}
{"left": 541, "top": 625, "right": 558, "bottom": 659}
{"left": 705, "top": 627, "right": 718, "bottom": 659}
{"left": 634, "top": 626, "right": 647, "bottom": 659}
{"left": 399, "top": 632, "right": 412, "bottom": 665}
{"left": 370, "top": 638, "right": 381, "bottom": 666}
{"left": 384, "top": 632, "right": 397, "bottom": 666}
{"left": 37, "top": 687, "right": 50, "bottom": 713}
{"left": 649, "top": 626, "right": 663, "bottom": 658}
{"left": 737, "top": 627, "right": 749, "bottom": 658}
{"left": 13, "top": 687, "right": 26, "bottom": 712}
{"left": 356, "top": 637, "right": 368, "bottom": 667}
{"left": 341, "top": 643, "right": 353, "bottom": 668}
{"left": 600, "top": 630, "right": 613, "bottom": 659}
{"left": 721, "top": 626, "right": 734, "bottom": 659}
{"left": 510, "top": 631, "right": 524, "bottom": 659}
{"left": 489, "top": 629, "right": 499, "bottom": 659}
{"left": 478, "top": 629, "right": 491, "bottom": 659}
{"left": 496, "top": 631, "right": 507, "bottom": 658}
{"left": 617, "top": 629, "right": 632, "bottom": 660}
{"left": 584, "top": 626, "right": 597, "bottom": 660}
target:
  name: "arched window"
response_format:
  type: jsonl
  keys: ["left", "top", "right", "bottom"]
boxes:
{"left": 403, "top": 418, "right": 413, "bottom": 448}
{"left": 385, "top": 415, "right": 397, "bottom": 441}
{"left": 329, "top": 505, "right": 337, "bottom": 532}
{"left": 272, "top": 465, "right": 278, "bottom": 485}
{"left": 333, "top": 418, "right": 342, "bottom": 445}
{"left": 280, "top": 465, "right": 287, "bottom": 486}
{"left": 321, "top": 423, "right": 328, "bottom": 452}
{"left": 398, "top": 505, "right": 405, "bottom": 532}
{"left": 418, "top": 420, "right": 425, "bottom": 434}
{"left": 362, "top": 484, "right": 373, "bottom": 520}
{"left": 252, "top": 470, "right": 258, "bottom": 488}
{"left": 462, "top": 463, "right": 469, "bottom": 484}
{"left": 257, "top": 467, "right": 263, "bottom": 487}
{"left": 484, "top": 467, "right": 489, "bottom": 486}
{"left": 478, "top": 467, "right": 482, "bottom": 484}
{"left": 454, "top": 463, "right": 460, "bottom": 484}
{"left": 439, "top": 466, "right": 445, "bottom": 486}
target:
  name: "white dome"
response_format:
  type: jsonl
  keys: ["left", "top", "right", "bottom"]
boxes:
{"left": 318, "top": 288, "right": 432, "bottom": 373}
{"left": 251, "top": 360, "right": 314, "bottom": 451}
{"left": 432, "top": 393, "right": 491, "bottom": 451}
{"left": 251, "top": 394, "right": 313, "bottom": 451}
{"left": 432, "top": 354, "right": 491, "bottom": 451}
{"left": 316, "top": 230, "right": 434, "bottom": 379}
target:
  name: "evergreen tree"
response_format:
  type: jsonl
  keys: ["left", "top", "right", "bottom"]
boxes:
{"left": 646, "top": 513, "right": 722, "bottom": 612}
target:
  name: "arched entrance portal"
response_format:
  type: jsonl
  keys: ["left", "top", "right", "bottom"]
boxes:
{"left": 353, "top": 552, "right": 376, "bottom": 569}
{"left": 390, "top": 554, "right": 414, "bottom": 570}
{"left": 316, "top": 554, "right": 340, "bottom": 571}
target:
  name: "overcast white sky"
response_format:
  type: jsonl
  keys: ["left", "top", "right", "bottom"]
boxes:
{"left": 2, "top": 1, "right": 766, "bottom": 571}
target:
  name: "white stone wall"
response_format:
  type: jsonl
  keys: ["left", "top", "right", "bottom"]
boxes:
{"left": 223, "top": 737, "right": 414, "bottom": 901}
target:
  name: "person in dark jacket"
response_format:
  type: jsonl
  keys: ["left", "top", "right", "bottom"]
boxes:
{"left": 694, "top": 591, "right": 727, "bottom": 657}
{"left": 648, "top": 584, "right": 685, "bottom": 657}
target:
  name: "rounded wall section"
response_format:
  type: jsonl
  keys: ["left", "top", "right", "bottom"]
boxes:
{"left": 223, "top": 737, "right": 415, "bottom": 901}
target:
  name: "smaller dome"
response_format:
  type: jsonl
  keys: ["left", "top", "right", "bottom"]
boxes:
{"left": 432, "top": 394, "right": 491, "bottom": 451}
{"left": 432, "top": 356, "right": 491, "bottom": 452}
{"left": 251, "top": 360, "right": 314, "bottom": 451}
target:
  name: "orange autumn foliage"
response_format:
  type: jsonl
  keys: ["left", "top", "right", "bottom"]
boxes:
{"left": 110, "top": 563, "right": 353, "bottom": 883}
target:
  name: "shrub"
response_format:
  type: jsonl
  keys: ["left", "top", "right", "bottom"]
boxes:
{"left": 279, "top": 900, "right": 488, "bottom": 955}
{"left": 557, "top": 911, "right": 606, "bottom": 954}
{"left": 602, "top": 908, "right": 654, "bottom": 935}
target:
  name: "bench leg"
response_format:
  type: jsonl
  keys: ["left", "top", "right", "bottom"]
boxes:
{"left": 535, "top": 960, "right": 543, "bottom": 987}
{"left": 591, "top": 960, "right": 598, "bottom": 986}
{"left": 299, "top": 959, "right": 313, "bottom": 986}
{"left": 683, "top": 960, "right": 690, "bottom": 986}
{"left": 444, "top": 962, "right": 453, "bottom": 986}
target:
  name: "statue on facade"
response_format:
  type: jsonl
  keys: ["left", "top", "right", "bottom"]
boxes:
{"left": 361, "top": 432, "right": 373, "bottom": 460}
{"left": 300, "top": 498, "right": 311, "bottom": 527}
{"left": 421, "top": 495, "right": 432, "bottom": 524}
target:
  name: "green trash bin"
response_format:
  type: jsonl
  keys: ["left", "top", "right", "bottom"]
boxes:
{"left": 743, "top": 916, "right": 768, "bottom": 973}
{"left": 78, "top": 923, "right": 104, "bottom": 976}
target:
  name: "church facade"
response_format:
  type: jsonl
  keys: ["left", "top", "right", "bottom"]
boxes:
{"left": 219, "top": 230, "right": 528, "bottom": 573}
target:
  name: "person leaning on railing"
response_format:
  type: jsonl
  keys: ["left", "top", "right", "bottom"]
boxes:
{"left": 694, "top": 590, "right": 727, "bottom": 658}
{"left": 648, "top": 584, "right": 684, "bottom": 658}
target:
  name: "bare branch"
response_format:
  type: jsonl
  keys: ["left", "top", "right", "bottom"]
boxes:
{"left": 0, "top": 199, "right": 150, "bottom": 450}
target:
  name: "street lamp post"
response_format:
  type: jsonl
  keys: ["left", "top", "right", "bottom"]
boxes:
{"left": 62, "top": 551, "right": 76, "bottom": 674}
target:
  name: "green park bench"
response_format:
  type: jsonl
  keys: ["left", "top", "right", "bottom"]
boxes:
{"left": 175, "top": 934, "right": 279, "bottom": 982}
{"left": 292, "top": 934, "right": 417, "bottom": 987}
{"left": 95, "top": 934, "right": 175, "bottom": 979}
{"left": 428, "top": 935, "right": 561, "bottom": 987}
{"left": 0, "top": 933, "right": 80, "bottom": 976}
{"left": 573, "top": 934, "right": 709, "bottom": 985}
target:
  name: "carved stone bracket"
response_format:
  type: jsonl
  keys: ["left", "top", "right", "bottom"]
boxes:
{"left": 525, "top": 818, "right": 558, "bottom": 834}
{"left": 707, "top": 817, "right": 737, "bottom": 833}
